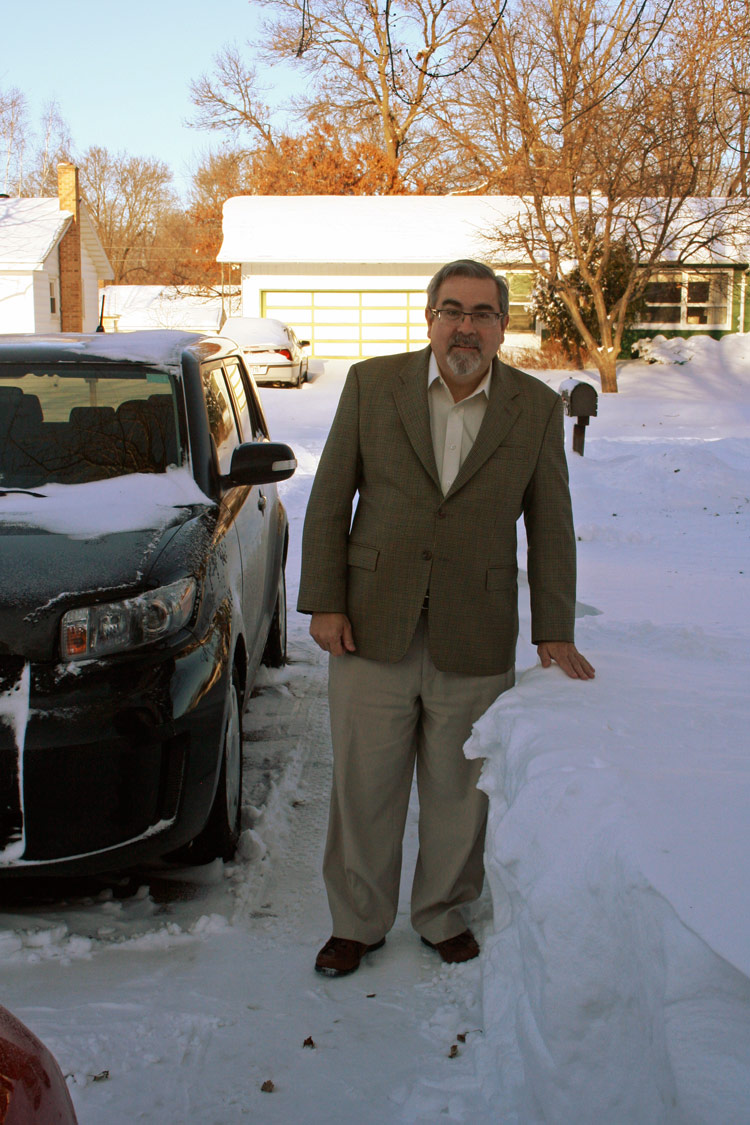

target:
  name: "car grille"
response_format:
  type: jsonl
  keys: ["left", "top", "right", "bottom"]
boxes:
{"left": 0, "top": 743, "right": 23, "bottom": 852}
{"left": 16, "top": 733, "right": 186, "bottom": 863}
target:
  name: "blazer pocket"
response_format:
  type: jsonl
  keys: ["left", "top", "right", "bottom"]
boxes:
{"left": 486, "top": 565, "right": 517, "bottom": 591}
{"left": 347, "top": 541, "right": 379, "bottom": 571}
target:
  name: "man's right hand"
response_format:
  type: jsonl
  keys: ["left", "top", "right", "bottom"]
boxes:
{"left": 310, "top": 612, "right": 356, "bottom": 656}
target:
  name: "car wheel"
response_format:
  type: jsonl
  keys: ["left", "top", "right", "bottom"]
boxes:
{"left": 185, "top": 670, "right": 243, "bottom": 864}
{"left": 262, "top": 568, "right": 287, "bottom": 668}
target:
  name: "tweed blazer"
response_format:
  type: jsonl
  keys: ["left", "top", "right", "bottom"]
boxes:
{"left": 297, "top": 346, "right": 577, "bottom": 675}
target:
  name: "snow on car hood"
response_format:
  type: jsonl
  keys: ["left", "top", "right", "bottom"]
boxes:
{"left": 0, "top": 469, "right": 216, "bottom": 662}
{"left": 0, "top": 467, "right": 211, "bottom": 539}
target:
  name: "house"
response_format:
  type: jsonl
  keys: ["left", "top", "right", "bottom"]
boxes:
{"left": 99, "top": 285, "right": 230, "bottom": 334}
{"left": 217, "top": 195, "right": 750, "bottom": 360}
{"left": 0, "top": 164, "right": 113, "bottom": 334}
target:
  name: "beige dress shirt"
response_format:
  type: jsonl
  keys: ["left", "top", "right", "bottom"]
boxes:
{"left": 427, "top": 353, "right": 492, "bottom": 495}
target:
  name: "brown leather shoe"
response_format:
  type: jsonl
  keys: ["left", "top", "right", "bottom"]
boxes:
{"left": 421, "top": 929, "right": 480, "bottom": 964}
{"left": 315, "top": 936, "right": 386, "bottom": 977}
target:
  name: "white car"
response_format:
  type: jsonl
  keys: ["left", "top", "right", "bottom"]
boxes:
{"left": 223, "top": 317, "right": 310, "bottom": 388}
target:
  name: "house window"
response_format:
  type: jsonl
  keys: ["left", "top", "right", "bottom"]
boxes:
{"left": 49, "top": 280, "right": 58, "bottom": 315}
{"left": 640, "top": 270, "right": 730, "bottom": 329}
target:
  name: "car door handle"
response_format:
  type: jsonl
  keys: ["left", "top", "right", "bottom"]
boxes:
{"left": 257, "top": 492, "right": 267, "bottom": 512}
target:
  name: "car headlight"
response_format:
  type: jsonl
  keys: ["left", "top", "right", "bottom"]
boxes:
{"left": 60, "top": 577, "right": 197, "bottom": 661}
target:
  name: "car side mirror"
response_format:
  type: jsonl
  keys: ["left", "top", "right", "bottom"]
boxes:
{"left": 299, "top": 340, "right": 310, "bottom": 349}
{"left": 224, "top": 442, "right": 297, "bottom": 487}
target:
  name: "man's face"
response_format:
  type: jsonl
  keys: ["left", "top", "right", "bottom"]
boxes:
{"left": 426, "top": 276, "right": 509, "bottom": 390}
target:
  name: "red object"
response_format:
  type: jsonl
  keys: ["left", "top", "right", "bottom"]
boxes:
{"left": 0, "top": 1005, "right": 77, "bottom": 1124}
{"left": 274, "top": 348, "right": 293, "bottom": 360}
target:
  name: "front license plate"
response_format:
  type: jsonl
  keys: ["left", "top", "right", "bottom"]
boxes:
{"left": 250, "top": 365, "right": 268, "bottom": 376}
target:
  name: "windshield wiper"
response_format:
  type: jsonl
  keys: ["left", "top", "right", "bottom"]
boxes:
{"left": 0, "top": 489, "right": 47, "bottom": 497}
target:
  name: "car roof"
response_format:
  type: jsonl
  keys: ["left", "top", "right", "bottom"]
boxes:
{"left": 0, "top": 331, "right": 242, "bottom": 373}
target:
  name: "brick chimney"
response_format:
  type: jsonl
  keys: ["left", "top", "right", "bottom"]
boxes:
{"left": 57, "top": 163, "right": 83, "bottom": 332}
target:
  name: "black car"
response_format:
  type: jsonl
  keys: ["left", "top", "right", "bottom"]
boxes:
{"left": 0, "top": 331, "right": 295, "bottom": 877}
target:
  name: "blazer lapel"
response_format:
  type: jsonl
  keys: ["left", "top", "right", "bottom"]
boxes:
{"left": 446, "top": 357, "right": 522, "bottom": 497}
{"left": 392, "top": 348, "right": 441, "bottom": 489}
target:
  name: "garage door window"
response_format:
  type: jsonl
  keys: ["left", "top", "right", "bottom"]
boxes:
{"left": 262, "top": 290, "right": 430, "bottom": 358}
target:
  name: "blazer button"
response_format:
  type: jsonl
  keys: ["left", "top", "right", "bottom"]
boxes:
{"left": 422, "top": 550, "right": 433, "bottom": 560}
{"left": 437, "top": 509, "right": 447, "bottom": 519}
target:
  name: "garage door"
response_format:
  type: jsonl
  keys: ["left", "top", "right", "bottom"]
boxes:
{"left": 262, "top": 290, "right": 430, "bottom": 359}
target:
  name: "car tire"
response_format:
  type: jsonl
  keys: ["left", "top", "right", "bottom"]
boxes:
{"left": 262, "top": 568, "right": 287, "bottom": 668}
{"left": 183, "top": 670, "right": 243, "bottom": 864}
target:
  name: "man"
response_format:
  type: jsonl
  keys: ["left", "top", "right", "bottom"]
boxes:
{"left": 298, "top": 259, "right": 594, "bottom": 977}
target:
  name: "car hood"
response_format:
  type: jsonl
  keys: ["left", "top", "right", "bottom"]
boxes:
{"left": 0, "top": 504, "right": 214, "bottom": 663}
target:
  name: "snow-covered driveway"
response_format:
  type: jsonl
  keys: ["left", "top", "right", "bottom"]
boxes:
{"left": 0, "top": 622, "right": 498, "bottom": 1122}
{"left": 1, "top": 344, "right": 749, "bottom": 1123}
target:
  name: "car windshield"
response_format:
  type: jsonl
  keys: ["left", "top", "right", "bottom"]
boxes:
{"left": 0, "top": 364, "right": 183, "bottom": 488}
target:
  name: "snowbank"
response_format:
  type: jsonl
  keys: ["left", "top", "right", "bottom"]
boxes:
{"left": 463, "top": 335, "right": 750, "bottom": 1121}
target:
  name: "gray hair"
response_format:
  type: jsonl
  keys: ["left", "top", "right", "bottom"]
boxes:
{"left": 427, "top": 260, "right": 509, "bottom": 317}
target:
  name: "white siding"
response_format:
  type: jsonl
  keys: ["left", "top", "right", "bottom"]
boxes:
{"left": 33, "top": 256, "right": 62, "bottom": 333}
{"left": 81, "top": 244, "right": 100, "bottom": 331}
{"left": 0, "top": 250, "right": 99, "bottom": 334}
{"left": 0, "top": 274, "right": 36, "bottom": 333}
{"left": 33, "top": 270, "right": 52, "bottom": 333}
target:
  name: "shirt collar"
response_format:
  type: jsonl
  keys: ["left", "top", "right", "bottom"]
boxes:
{"left": 428, "top": 351, "right": 493, "bottom": 401}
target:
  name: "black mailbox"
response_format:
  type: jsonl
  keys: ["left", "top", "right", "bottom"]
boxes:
{"left": 559, "top": 379, "right": 598, "bottom": 455}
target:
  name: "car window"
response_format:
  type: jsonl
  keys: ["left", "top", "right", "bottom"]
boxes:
{"left": 224, "top": 357, "right": 268, "bottom": 441}
{"left": 203, "top": 365, "right": 241, "bottom": 474}
{"left": 0, "top": 364, "right": 181, "bottom": 488}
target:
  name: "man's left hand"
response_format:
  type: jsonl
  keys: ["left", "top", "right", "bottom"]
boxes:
{"left": 537, "top": 642, "right": 595, "bottom": 680}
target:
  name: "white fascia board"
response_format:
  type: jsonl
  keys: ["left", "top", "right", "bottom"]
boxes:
{"left": 80, "top": 204, "right": 114, "bottom": 279}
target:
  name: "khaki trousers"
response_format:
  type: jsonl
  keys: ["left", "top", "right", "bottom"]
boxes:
{"left": 324, "top": 613, "right": 514, "bottom": 945}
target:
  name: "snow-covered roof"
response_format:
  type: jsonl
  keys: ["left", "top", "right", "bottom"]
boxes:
{"left": 0, "top": 196, "right": 113, "bottom": 277}
{"left": 0, "top": 198, "right": 71, "bottom": 269}
{"left": 218, "top": 195, "right": 750, "bottom": 268}
{"left": 99, "top": 285, "right": 165, "bottom": 316}
{"left": 218, "top": 195, "right": 516, "bottom": 265}
{"left": 101, "top": 285, "right": 224, "bottom": 332}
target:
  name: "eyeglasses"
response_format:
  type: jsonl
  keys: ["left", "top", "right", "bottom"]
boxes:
{"left": 429, "top": 307, "right": 503, "bottom": 326}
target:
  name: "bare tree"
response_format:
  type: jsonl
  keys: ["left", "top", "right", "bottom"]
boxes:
{"left": 78, "top": 146, "right": 179, "bottom": 284}
{"left": 0, "top": 87, "right": 29, "bottom": 194}
{"left": 0, "top": 89, "right": 75, "bottom": 196}
{"left": 436, "top": 0, "right": 749, "bottom": 390}
{"left": 190, "top": 46, "right": 277, "bottom": 148}
{"left": 707, "top": 0, "right": 750, "bottom": 196}
{"left": 177, "top": 148, "right": 256, "bottom": 289}
{"left": 189, "top": 0, "right": 504, "bottom": 190}
{"left": 27, "top": 101, "right": 74, "bottom": 195}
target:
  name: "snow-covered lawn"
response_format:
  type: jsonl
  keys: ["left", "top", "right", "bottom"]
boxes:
{"left": 0, "top": 335, "right": 748, "bottom": 1122}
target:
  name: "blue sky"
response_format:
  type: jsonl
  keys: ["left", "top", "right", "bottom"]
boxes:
{"left": 3, "top": 0, "right": 298, "bottom": 199}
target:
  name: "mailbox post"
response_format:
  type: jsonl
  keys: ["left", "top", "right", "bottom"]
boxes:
{"left": 559, "top": 379, "right": 598, "bottom": 455}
